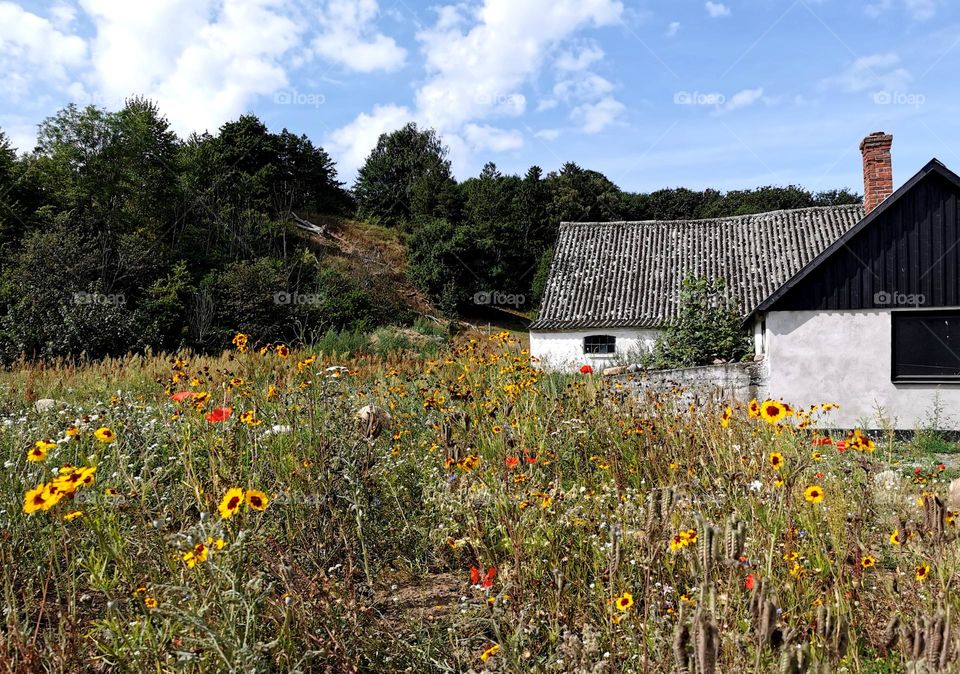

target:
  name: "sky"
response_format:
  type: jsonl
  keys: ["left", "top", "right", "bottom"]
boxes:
{"left": 2, "top": 0, "right": 959, "bottom": 194}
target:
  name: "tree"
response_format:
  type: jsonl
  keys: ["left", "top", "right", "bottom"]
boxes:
{"left": 353, "top": 123, "right": 456, "bottom": 226}
{"left": 646, "top": 276, "right": 752, "bottom": 369}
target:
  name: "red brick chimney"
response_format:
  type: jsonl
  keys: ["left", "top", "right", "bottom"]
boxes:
{"left": 860, "top": 132, "right": 893, "bottom": 214}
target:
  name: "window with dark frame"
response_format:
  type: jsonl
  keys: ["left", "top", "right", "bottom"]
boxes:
{"left": 892, "top": 311, "right": 960, "bottom": 383}
{"left": 584, "top": 335, "right": 616, "bottom": 355}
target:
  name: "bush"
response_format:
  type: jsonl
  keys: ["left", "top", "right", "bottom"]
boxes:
{"left": 645, "top": 275, "right": 752, "bottom": 369}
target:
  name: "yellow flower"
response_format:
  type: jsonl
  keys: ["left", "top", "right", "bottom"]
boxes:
{"left": 63, "top": 510, "right": 83, "bottom": 522}
{"left": 480, "top": 644, "right": 501, "bottom": 662}
{"left": 748, "top": 399, "right": 761, "bottom": 418}
{"left": 804, "top": 485, "right": 824, "bottom": 504}
{"left": 615, "top": 591, "right": 634, "bottom": 612}
{"left": 23, "top": 484, "right": 49, "bottom": 514}
{"left": 94, "top": 427, "right": 116, "bottom": 443}
{"left": 720, "top": 406, "right": 732, "bottom": 428}
{"left": 144, "top": 596, "right": 158, "bottom": 609}
{"left": 65, "top": 426, "right": 80, "bottom": 438}
{"left": 245, "top": 489, "right": 269, "bottom": 511}
{"left": 219, "top": 487, "right": 244, "bottom": 519}
{"left": 769, "top": 452, "right": 785, "bottom": 470}
{"left": 27, "top": 440, "right": 55, "bottom": 462}
{"left": 861, "top": 555, "right": 876, "bottom": 569}
{"left": 759, "top": 400, "right": 790, "bottom": 424}
{"left": 889, "top": 529, "right": 902, "bottom": 546}
{"left": 811, "top": 451, "right": 823, "bottom": 462}
{"left": 915, "top": 563, "right": 931, "bottom": 581}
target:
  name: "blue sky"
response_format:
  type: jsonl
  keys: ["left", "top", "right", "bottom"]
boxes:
{"left": 2, "top": 0, "right": 959, "bottom": 194}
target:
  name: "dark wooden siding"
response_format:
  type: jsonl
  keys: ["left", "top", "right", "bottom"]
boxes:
{"left": 771, "top": 172, "right": 960, "bottom": 311}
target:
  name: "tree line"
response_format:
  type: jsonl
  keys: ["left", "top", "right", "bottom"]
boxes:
{"left": 0, "top": 100, "right": 860, "bottom": 360}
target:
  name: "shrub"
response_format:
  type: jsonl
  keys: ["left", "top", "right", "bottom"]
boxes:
{"left": 645, "top": 275, "right": 752, "bottom": 369}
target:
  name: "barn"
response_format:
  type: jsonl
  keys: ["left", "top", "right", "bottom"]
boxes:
{"left": 530, "top": 133, "right": 960, "bottom": 429}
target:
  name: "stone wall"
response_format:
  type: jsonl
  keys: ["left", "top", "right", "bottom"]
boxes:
{"left": 622, "top": 361, "right": 768, "bottom": 406}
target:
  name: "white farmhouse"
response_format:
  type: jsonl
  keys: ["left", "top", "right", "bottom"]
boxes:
{"left": 531, "top": 133, "right": 960, "bottom": 429}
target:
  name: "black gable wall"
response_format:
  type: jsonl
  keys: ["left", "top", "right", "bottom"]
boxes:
{"left": 770, "top": 170, "right": 960, "bottom": 311}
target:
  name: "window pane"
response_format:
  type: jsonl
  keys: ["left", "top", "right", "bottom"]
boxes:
{"left": 584, "top": 335, "right": 616, "bottom": 355}
{"left": 893, "top": 313, "right": 960, "bottom": 381}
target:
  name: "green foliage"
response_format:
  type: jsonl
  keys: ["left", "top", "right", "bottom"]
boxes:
{"left": 0, "top": 101, "right": 389, "bottom": 362}
{"left": 354, "top": 123, "right": 458, "bottom": 226}
{"left": 646, "top": 275, "right": 753, "bottom": 369}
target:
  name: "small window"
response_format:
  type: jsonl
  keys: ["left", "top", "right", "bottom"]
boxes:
{"left": 892, "top": 311, "right": 960, "bottom": 383}
{"left": 584, "top": 335, "right": 616, "bottom": 355}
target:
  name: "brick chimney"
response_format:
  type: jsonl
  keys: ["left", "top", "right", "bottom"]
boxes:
{"left": 860, "top": 132, "right": 893, "bottom": 214}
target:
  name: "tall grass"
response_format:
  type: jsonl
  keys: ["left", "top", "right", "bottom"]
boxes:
{"left": 1, "top": 333, "right": 957, "bottom": 673}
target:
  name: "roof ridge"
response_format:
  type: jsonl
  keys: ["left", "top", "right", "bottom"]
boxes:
{"left": 559, "top": 204, "right": 864, "bottom": 228}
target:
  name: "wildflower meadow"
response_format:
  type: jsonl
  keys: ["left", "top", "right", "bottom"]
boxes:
{"left": 2, "top": 332, "right": 959, "bottom": 673}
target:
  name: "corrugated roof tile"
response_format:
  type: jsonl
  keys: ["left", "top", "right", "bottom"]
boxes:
{"left": 530, "top": 205, "right": 865, "bottom": 330}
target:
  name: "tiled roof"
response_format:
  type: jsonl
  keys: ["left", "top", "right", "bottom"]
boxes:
{"left": 530, "top": 205, "right": 865, "bottom": 330}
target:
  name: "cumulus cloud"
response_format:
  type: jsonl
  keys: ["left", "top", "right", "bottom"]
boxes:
{"left": 78, "top": 0, "right": 305, "bottom": 134}
{"left": 822, "top": 52, "right": 912, "bottom": 94}
{"left": 705, "top": 2, "right": 731, "bottom": 18}
{"left": 666, "top": 21, "right": 680, "bottom": 37}
{"left": 463, "top": 123, "right": 524, "bottom": 152}
{"left": 325, "top": 103, "right": 412, "bottom": 177}
{"left": 0, "top": 2, "right": 87, "bottom": 101}
{"left": 571, "top": 96, "right": 625, "bottom": 134}
{"left": 867, "top": 0, "right": 940, "bottom": 20}
{"left": 725, "top": 87, "right": 765, "bottom": 111}
{"left": 329, "top": 0, "right": 625, "bottom": 176}
{"left": 310, "top": 0, "right": 406, "bottom": 72}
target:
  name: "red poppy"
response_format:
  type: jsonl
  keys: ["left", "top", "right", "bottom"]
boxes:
{"left": 579, "top": 364, "right": 593, "bottom": 374}
{"left": 505, "top": 456, "right": 519, "bottom": 470}
{"left": 482, "top": 567, "right": 497, "bottom": 589}
{"left": 470, "top": 567, "right": 480, "bottom": 585}
{"left": 938, "top": 463, "right": 946, "bottom": 471}
{"left": 815, "top": 472, "right": 824, "bottom": 479}
{"left": 745, "top": 574, "right": 756, "bottom": 591}
{"left": 835, "top": 441, "right": 848, "bottom": 452}
{"left": 205, "top": 407, "right": 233, "bottom": 423}
{"left": 171, "top": 391, "right": 192, "bottom": 403}
{"left": 812, "top": 436, "right": 832, "bottom": 446}
{"left": 914, "top": 467, "right": 923, "bottom": 475}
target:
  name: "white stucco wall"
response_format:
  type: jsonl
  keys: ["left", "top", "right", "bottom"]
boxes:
{"left": 530, "top": 328, "right": 660, "bottom": 373}
{"left": 765, "top": 309, "right": 960, "bottom": 429}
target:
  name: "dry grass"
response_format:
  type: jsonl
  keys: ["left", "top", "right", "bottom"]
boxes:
{"left": 1, "top": 333, "right": 958, "bottom": 673}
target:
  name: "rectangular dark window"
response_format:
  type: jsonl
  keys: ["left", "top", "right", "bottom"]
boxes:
{"left": 584, "top": 335, "right": 616, "bottom": 355}
{"left": 892, "top": 311, "right": 960, "bottom": 383}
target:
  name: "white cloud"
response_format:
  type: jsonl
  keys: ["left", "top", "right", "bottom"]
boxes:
{"left": 463, "top": 123, "right": 524, "bottom": 152}
{"left": 554, "top": 73, "right": 614, "bottom": 102}
{"left": 866, "top": 0, "right": 940, "bottom": 20}
{"left": 79, "top": 0, "right": 304, "bottom": 134}
{"left": 535, "top": 128, "right": 561, "bottom": 141}
{"left": 666, "top": 21, "right": 680, "bottom": 37}
{"left": 571, "top": 95, "right": 624, "bottom": 134}
{"left": 725, "top": 87, "right": 764, "bottom": 111}
{"left": 0, "top": 2, "right": 87, "bottom": 101}
{"left": 330, "top": 0, "right": 625, "bottom": 176}
{"left": 905, "top": 0, "right": 939, "bottom": 19}
{"left": 310, "top": 0, "right": 406, "bottom": 72}
{"left": 555, "top": 42, "right": 604, "bottom": 72}
{"left": 822, "top": 52, "right": 912, "bottom": 94}
{"left": 705, "top": 2, "right": 731, "bottom": 18}
{"left": 325, "top": 103, "right": 412, "bottom": 177}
